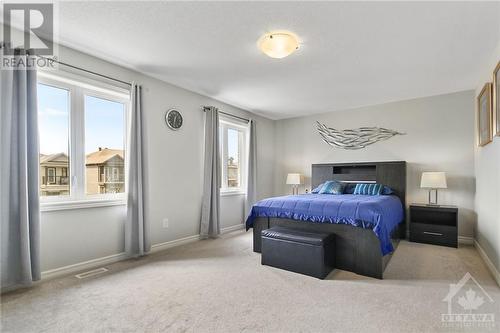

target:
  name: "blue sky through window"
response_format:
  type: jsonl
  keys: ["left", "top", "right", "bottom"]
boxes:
{"left": 227, "top": 128, "right": 239, "bottom": 163}
{"left": 38, "top": 83, "right": 69, "bottom": 155}
{"left": 37, "top": 83, "right": 125, "bottom": 155}
{"left": 84, "top": 95, "right": 125, "bottom": 154}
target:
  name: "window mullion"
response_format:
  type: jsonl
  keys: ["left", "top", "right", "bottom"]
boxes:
{"left": 71, "top": 86, "right": 86, "bottom": 200}
{"left": 68, "top": 85, "right": 78, "bottom": 200}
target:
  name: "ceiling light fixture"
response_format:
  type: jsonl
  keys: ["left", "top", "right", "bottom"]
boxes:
{"left": 258, "top": 31, "right": 299, "bottom": 59}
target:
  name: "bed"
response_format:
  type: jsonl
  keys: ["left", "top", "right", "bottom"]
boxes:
{"left": 247, "top": 161, "right": 406, "bottom": 279}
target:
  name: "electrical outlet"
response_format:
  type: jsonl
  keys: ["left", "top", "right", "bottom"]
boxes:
{"left": 162, "top": 218, "right": 169, "bottom": 228}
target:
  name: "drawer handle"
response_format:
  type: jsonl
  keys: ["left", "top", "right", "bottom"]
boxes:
{"left": 423, "top": 231, "right": 443, "bottom": 236}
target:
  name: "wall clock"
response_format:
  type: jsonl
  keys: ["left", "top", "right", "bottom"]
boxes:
{"left": 165, "top": 108, "right": 183, "bottom": 130}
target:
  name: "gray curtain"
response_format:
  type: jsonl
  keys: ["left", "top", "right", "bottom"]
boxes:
{"left": 200, "top": 106, "right": 221, "bottom": 238}
{"left": 0, "top": 51, "right": 41, "bottom": 291}
{"left": 125, "top": 83, "right": 150, "bottom": 256}
{"left": 245, "top": 119, "right": 257, "bottom": 218}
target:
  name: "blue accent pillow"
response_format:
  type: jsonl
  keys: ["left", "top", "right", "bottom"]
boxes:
{"left": 311, "top": 183, "right": 324, "bottom": 194}
{"left": 343, "top": 183, "right": 392, "bottom": 195}
{"left": 343, "top": 183, "right": 356, "bottom": 194}
{"left": 353, "top": 183, "right": 383, "bottom": 195}
{"left": 318, "top": 181, "right": 345, "bottom": 195}
{"left": 382, "top": 185, "right": 393, "bottom": 195}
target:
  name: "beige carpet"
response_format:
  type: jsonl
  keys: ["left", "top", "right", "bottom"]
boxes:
{"left": 1, "top": 230, "right": 499, "bottom": 333}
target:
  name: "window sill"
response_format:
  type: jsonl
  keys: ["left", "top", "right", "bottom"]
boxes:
{"left": 40, "top": 198, "right": 126, "bottom": 212}
{"left": 220, "top": 191, "right": 246, "bottom": 197}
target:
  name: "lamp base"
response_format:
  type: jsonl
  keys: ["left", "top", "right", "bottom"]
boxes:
{"left": 427, "top": 189, "right": 439, "bottom": 205}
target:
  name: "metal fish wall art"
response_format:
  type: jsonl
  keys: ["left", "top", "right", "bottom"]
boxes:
{"left": 316, "top": 121, "right": 405, "bottom": 150}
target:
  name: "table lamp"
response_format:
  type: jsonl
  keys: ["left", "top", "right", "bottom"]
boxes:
{"left": 286, "top": 173, "right": 302, "bottom": 195}
{"left": 420, "top": 172, "right": 447, "bottom": 205}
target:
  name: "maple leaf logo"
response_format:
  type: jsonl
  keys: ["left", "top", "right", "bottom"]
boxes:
{"left": 457, "top": 289, "right": 484, "bottom": 311}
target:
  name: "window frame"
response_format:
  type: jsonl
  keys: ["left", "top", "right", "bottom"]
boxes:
{"left": 37, "top": 70, "right": 130, "bottom": 211}
{"left": 219, "top": 117, "right": 248, "bottom": 195}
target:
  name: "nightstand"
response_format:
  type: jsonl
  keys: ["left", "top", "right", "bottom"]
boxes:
{"left": 409, "top": 204, "right": 458, "bottom": 248}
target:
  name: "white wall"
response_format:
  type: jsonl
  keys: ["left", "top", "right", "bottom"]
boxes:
{"left": 273, "top": 91, "right": 476, "bottom": 238}
{"left": 40, "top": 45, "right": 275, "bottom": 272}
{"left": 474, "top": 43, "right": 500, "bottom": 274}
{"left": 41, "top": 206, "right": 125, "bottom": 270}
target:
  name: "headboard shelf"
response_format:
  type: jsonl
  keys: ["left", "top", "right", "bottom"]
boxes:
{"left": 331, "top": 174, "right": 377, "bottom": 182}
{"left": 332, "top": 165, "right": 376, "bottom": 176}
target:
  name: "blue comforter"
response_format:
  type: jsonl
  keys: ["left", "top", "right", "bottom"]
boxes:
{"left": 245, "top": 194, "right": 404, "bottom": 255}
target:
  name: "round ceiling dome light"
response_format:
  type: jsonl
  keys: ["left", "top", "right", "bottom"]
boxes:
{"left": 258, "top": 31, "right": 299, "bottom": 59}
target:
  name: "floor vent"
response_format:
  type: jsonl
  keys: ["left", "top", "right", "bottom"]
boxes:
{"left": 75, "top": 267, "right": 109, "bottom": 279}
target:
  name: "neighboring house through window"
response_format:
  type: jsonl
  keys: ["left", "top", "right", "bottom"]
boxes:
{"left": 86, "top": 148, "right": 125, "bottom": 194}
{"left": 40, "top": 154, "right": 70, "bottom": 195}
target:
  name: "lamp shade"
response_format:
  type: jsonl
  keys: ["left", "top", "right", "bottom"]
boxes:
{"left": 286, "top": 173, "right": 302, "bottom": 185}
{"left": 420, "top": 172, "right": 447, "bottom": 189}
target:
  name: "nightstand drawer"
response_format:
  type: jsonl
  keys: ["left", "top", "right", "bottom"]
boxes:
{"left": 410, "top": 223, "right": 457, "bottom": 248}
{"left": 410, "top": 207, "right": 457, "bottom": 226}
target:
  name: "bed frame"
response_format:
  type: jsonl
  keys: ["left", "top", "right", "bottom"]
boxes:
{"left": 252, "top": 161, "right": 406, "bottom": 279}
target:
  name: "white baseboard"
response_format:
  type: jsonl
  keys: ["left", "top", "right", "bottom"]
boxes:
{"left": 474, "top": 239, "right": 500, "bottom": 287}
{"left": 150, "top": 234, "right": 201, "bottom": 254}
{"left": 148, "top": 224, "right": 245, "bottom": 254}
{"left": 221, "top": 223, "right": 245, "bottom": 233}
{"left": 41, "top": 252, "right": 128, "bottom": 280}
{"left": 458, "top": 236, "right": 474, "bottom": 245}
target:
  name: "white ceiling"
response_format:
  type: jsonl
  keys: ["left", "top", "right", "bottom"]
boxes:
{"left": 55, "top": 1, "right": 499, "bottom": 119}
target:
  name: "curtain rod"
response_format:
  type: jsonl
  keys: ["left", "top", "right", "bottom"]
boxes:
{"left": 203, "top": 107, "right": 250, "bottom": 123}
{"left": 0, "top": 45, "right": 131, "bottom": 87}
{"left": 37, "top": 56, "right": 132, "bottom": 87}
{"left": 220, "top": 111, "right": 250, "bottom": 123}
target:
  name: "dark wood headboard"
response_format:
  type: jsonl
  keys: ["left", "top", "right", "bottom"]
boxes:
{"left": 312, "top": 161, "right": 407, "bottom": 237}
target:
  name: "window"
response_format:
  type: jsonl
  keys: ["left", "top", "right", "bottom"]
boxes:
{"left": 112, "top": 167, "right": 120, "bottom": 181}
{"left": 38, "top": 83, "right": 70, "bottom": 196}
{"left": 46, "top": 167, "right": 56, "bottom": 184}
{"left": 37, "top": 71, "right": 129, "bottom": 206}
{"left": 219, "top": 118, "right": 247, "bottom": 193}
{"left": 84, "top": 95, "right": 126, "bottom": 195}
